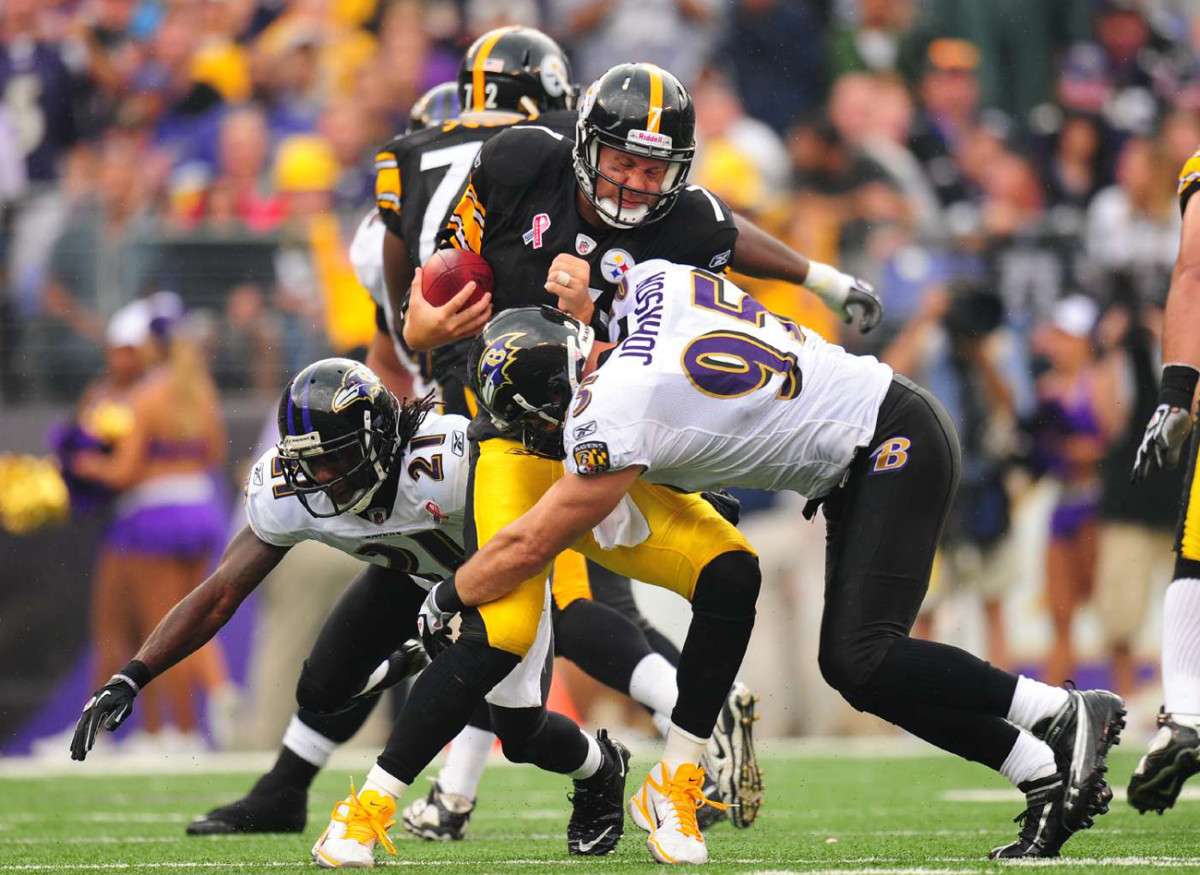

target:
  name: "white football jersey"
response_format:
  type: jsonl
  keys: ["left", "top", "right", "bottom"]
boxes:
{"left": 562, "top": 259, "right": 893, "bottom": 498}
{"left": 245, "top": 412, "right": 470, "bottom": 586}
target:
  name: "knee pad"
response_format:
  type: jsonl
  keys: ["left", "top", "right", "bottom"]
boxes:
{"left": 817, "top": 635, "right": 900, "bottom": 707}
{"left": 691, "top": 551, "right": 762, "bottom": 621}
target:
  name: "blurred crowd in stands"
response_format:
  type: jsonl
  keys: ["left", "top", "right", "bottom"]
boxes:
{"left": 5, "top": 0, "right": 1200, "bottom": 743}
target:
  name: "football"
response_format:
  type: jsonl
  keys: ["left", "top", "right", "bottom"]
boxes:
{"left": 421, "top": 249, "right": 493, "bottom": 309}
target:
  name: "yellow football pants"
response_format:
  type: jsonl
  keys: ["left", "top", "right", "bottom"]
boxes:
{"left": 469, "top": 437, "right": 753, "bottom": 656}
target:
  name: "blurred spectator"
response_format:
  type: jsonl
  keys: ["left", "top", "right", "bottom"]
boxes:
{"left": 1091, "top": 297, "right": 1183, "bottom": 700}
{"left": 827, "top": 0, "right": 916, "bottom": 82}
{"left": 1040, "top": 113, "right": 1106, "bottom": 238}
{"left": 320, "top": 101, "right": 374, "bottom": 222}
{"left": 887, "top": 280, "right": 1022, "bottom": 670}
{"left": 909, "top": 0, "right": 1091, "bottom": 132}
{"left": 717, "top": 0, "right": 825, "bottom": 134}
{"left": 828, "top": 72, "right": 941, "bottom": 236}
{"left": 693, "top": 71, "right": 790, "bottom": 194}
{"left": 38, "top": 137, "right": 162, "bottom": 399}
{"left": 552, "top": 0, "right": 721, "bottom": 89}
{"left": 908, "top": 39, "right": 984, "bottom": 211}
{"left": 212, "top": 282, "right": 282, "bottom": 394}
{"left": 1085, "top": 134, "right": 1180, "bottom": 300}
{"left": 1030, "top": 295, "right": 1107, "bottom": 686}
{"left": 183, "top": 106, "right": 284, "bottom": 231}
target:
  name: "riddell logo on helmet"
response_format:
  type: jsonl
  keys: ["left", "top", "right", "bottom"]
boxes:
{"left": 627, "top": 129, "right": 673, "bottom": 150}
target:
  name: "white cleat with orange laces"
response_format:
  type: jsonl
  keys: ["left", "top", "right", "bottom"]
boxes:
{"left": 628, "top": 761, "right": 727, "bottom": 864}
{"left": 311, "top": 782, "right": 397, "bottom": 869}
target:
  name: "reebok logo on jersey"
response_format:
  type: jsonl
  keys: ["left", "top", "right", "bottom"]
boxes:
{"left": 451, "top": 432, "right": 465, "bottom": 456}
{"left": 573, "top": 440, "right": 610, "bottom": 475}
{"left": 576, "top": 233, "right": 596, "bottom": 256}
{"left": 252, "top": 464, "right": 263, "bottom": 487}
{"left": 573, "top": 421, "right": 597, "bottom": 439}
{"left": 709, "top": 249, "right": 732, "bottom": 269}
{"left": 523, "top": 213, "right": 552, "bottom": 249}
{"left": 870, "top": 437, "right": 911, "bottom": 473}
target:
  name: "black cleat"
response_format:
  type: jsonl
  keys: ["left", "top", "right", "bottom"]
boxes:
{"left": 1033, "top": 688, "right": 1125, "bottom": 831}
{"left": 989, "top": 772, "right": 1111, "bottom": 859}
{"left": 1128, "top": 709, "right": 1200, "bottom": 814}
{"left": 567, "top": 729, "right": 630, "bottom": 856}
{"left": 707, "top": 681, "right": 764, "bottom": 829}
{"left": 401, "top": 780, "right": 475, "bottom": 840}
{"left": 186, "top": 781, "right": 307, "bottom": 835}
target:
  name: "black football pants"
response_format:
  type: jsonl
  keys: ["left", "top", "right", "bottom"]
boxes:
{"left": 817, "top": 375, "right": 1021, "bottom": 771}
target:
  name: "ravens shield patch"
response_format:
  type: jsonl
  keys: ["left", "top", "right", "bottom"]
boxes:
{"left": 572, "top": 440, "right": 610, "bottom": 475}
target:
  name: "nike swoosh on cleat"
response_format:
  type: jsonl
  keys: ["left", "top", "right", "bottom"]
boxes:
{"left": 577, "top": 826, "right": 612, "bottom": 853}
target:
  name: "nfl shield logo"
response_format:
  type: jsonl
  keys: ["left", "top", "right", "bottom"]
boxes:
{"left": 601, "top": 249, "right": 635, "bottom": 283}
{"left": 576, "top": 234, "right": 597, "bottom": 256}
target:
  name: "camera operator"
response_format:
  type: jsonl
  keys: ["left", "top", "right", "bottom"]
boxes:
{"left": 883, "top": 279, "right": 1022, "bottom": 668}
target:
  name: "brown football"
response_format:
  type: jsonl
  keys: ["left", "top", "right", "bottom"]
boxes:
{"left": 421, "top": 249, "right": 493, "bottom": 308}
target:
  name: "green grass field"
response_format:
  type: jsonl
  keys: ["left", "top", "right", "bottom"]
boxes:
{"left": 1, "top": 747, "right": 1197, "bottom": 874}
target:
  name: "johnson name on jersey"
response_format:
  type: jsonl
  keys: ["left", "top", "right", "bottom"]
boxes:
{"left": 245, "top": 412, "right": 470, "bottom": 585}
{"left": 562, "top": 260, "right": 893, "bottom": 498}
{"left": 442, "top": 125, "right": 738, "bottom": 320}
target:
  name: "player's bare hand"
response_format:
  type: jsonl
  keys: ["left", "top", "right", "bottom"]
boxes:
{"left": 545, "top": 254, "right": 594, "bottom": 324}
{"left": 403, "top": 268, "right": 493, "bottom": 352}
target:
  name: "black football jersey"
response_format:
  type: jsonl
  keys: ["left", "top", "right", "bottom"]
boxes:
{"left": 373, "top": 111, "right": 577, "bottom": 413}
{"left": 374, "top": 111, "right": 578, "bottom": 268}
{"left": 441, "top": 125, "right": 738, "bottom": 321}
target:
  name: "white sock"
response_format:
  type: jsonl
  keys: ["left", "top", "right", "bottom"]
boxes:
{"left": 363, "top": 764, "right": 408, "bottom": 800}
{"left": 628, "top": 653, "right": 679, "bottom": 716}
{"left": 568, "top": 731, "right": 603, "bottom": 780}
{"left": 282, "top": 714, "right": 337, "bottom": 768}
{"left": 662, "top": 723, "right": 708, "bottom": 772}
{"left": 1164, "top": 578, "right": 1200, "bottom": 714}
{"left": 999, "top": 729, "right": 1058, "bottom": 788}
{"left": 1006, "top": 675, "right": 1070, "bottom": 730}
{"left": 651, "top": 711, "right": 672, "bottom": 738}
{"left": 437, "top": 725, "right": 495, "bottom": 800}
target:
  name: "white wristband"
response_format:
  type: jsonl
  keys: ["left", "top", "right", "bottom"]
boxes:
{"left": 803, "top": 261, "right": 851, "bottom": 310}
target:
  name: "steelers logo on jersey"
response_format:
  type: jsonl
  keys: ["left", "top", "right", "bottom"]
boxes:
{"left": 601, "top": 249, "right": 636, "bottom": 284}
{"left": 572, "top": 440, "right": 610, "bottom": 475}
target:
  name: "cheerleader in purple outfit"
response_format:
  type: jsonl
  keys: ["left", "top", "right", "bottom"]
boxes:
{"left": 72, "top": 297, "right": 229, "bottom": 744}
{"left": 1032, "top": 296, "right": 1113, "bottom": 685}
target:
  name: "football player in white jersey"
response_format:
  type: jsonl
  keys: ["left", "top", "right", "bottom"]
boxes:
{"left": 422, "top": 260, "right": 1128, "bottom": 864}
{"left": 69, "top": 358, "right": 634, "bottom": 867}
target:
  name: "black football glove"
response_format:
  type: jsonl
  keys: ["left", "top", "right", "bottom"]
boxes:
{"left": 843, "top": 276, "right": 884, "bottom": 335}
{"left": 417, "top": 581, "right": 458, "bottom": 658}
{"left": 70, "top": 673, "right": 141, "bottom": 761}
{"left": 701, "top": 489, "right": 741, "bottom": 526}
{"left": 1132, "top": 365, "right": 1198, "bottom": 483}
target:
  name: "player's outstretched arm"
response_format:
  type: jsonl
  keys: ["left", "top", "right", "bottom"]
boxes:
{"left": 730, "top": 213, "right": 883, "bottom": 334}
{"left": 70, "top": 526, "right": 289, "bottom": 761}
{"left": 1132, "top": 196, "right": 1200, "bottom": 481}
{"left": 417, "top": 467, "right": 643, "bottom": 654}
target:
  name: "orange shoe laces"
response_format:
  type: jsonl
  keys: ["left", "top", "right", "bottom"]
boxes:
{"left": 663, "top": 764, "right": 729, "bottom": 842}
{"left": 331, "top": 780, "right": 397, "bottom": 856}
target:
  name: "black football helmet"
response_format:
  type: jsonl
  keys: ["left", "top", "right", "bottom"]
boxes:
{"left": 573, "top": 62, "right": 696, "bottom": 228}
{"left": 457, "top": 26, "right": 573, "bottom": 119}
{"left": 276, "top": 358, "right": 400, "bottom": 517}
{"left": 468, "top": 306, "right": 595, "bottom": 459}
{"left": 408, "top": 81, "right": 460, "bottom": 133}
